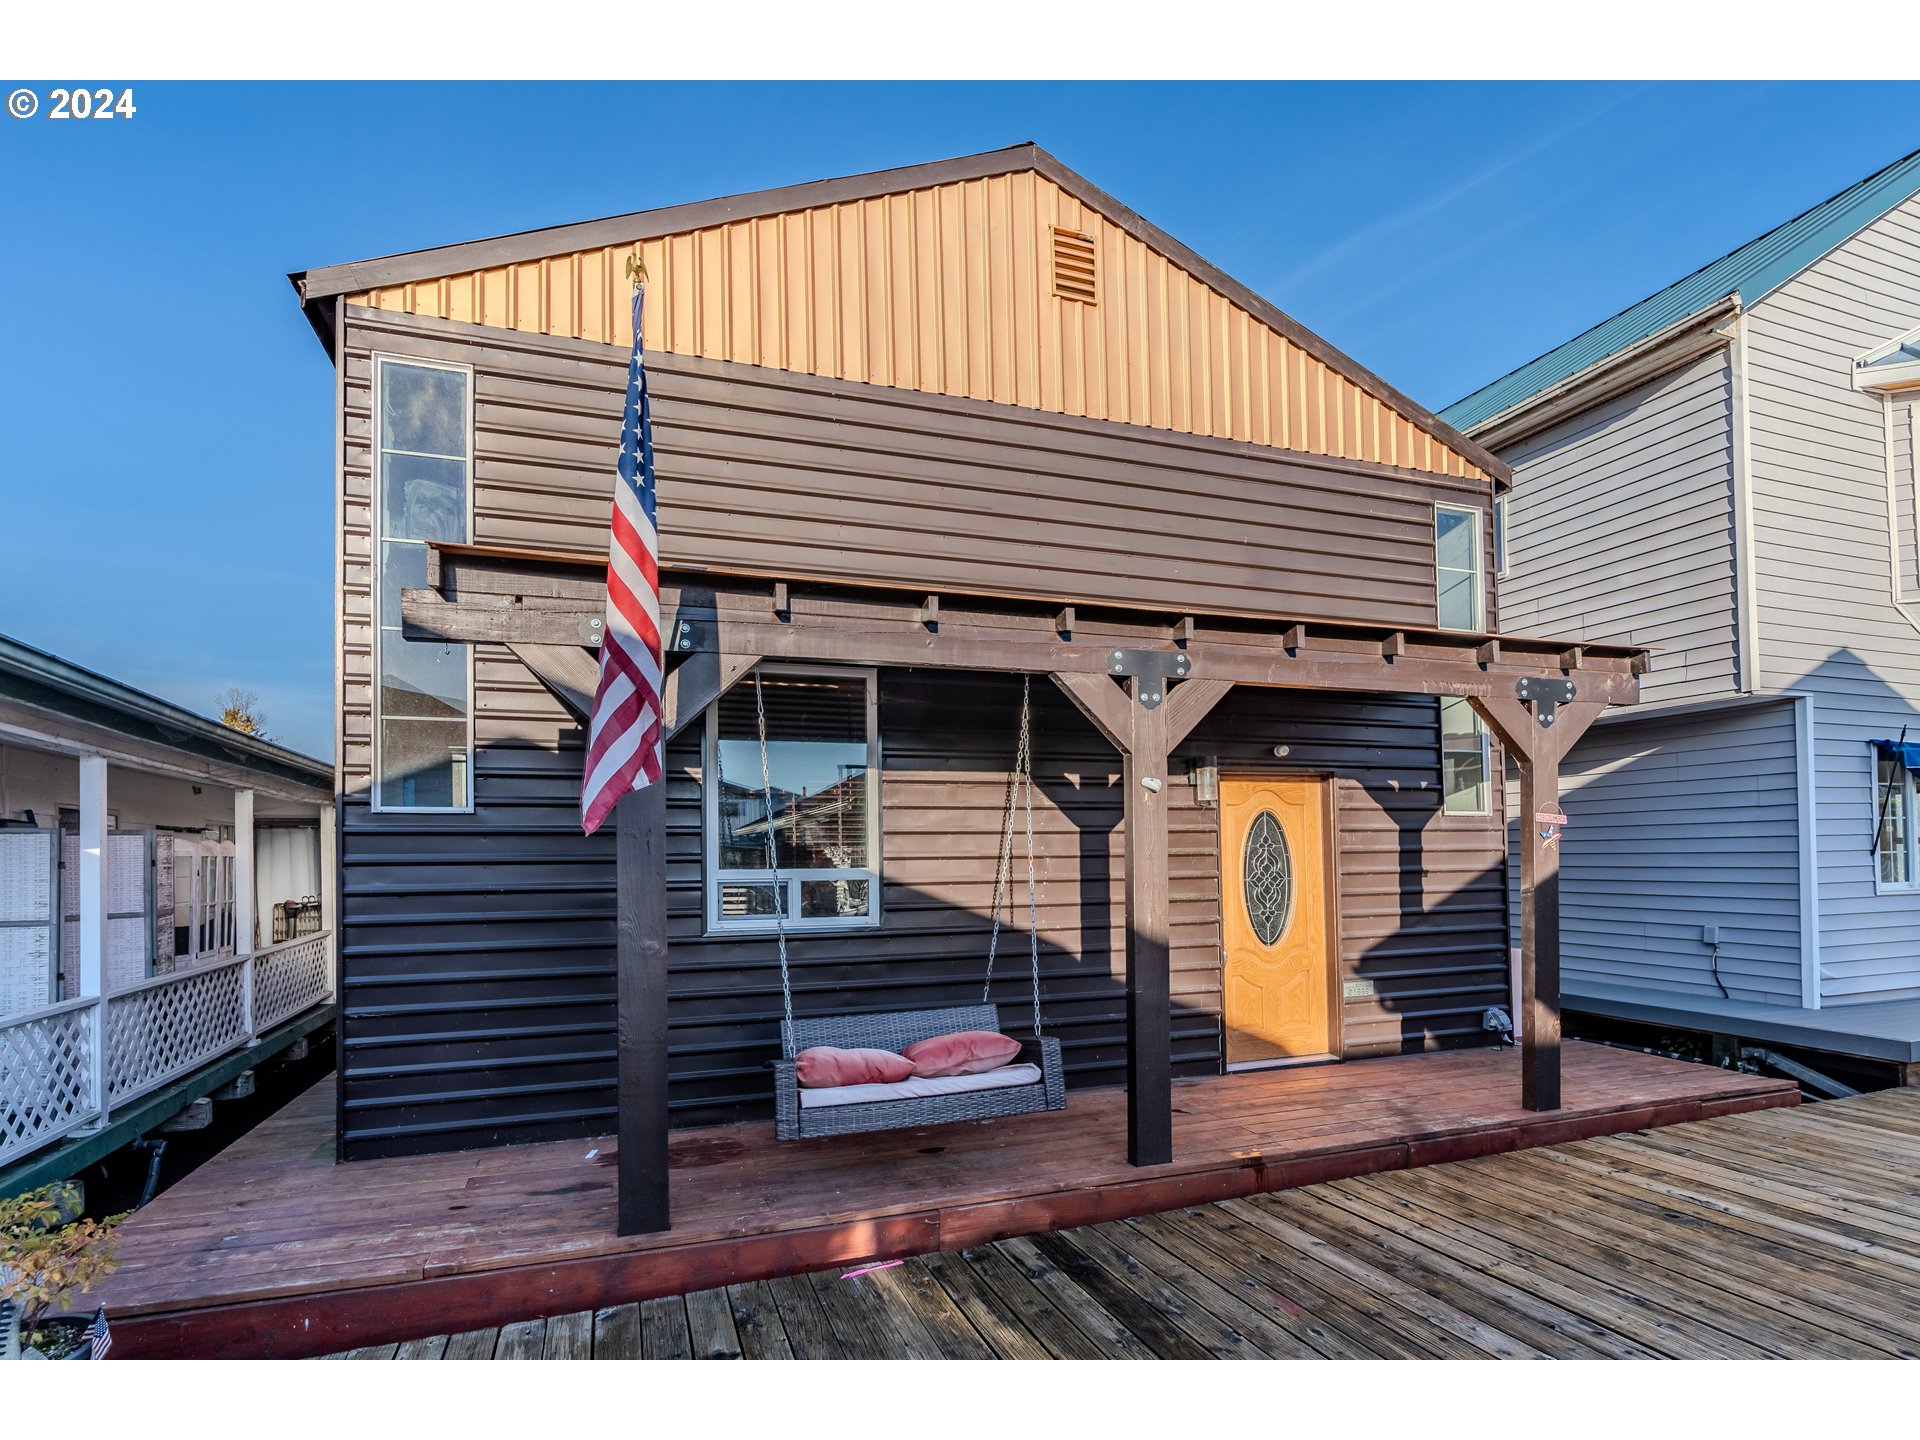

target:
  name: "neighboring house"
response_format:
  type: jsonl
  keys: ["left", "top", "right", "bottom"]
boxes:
{"left": 0, "top": 634, "right": 337, "bottom": 1185}
{"left": 1442, "top": 146, "right": 1920, "bottom": 1080}
{"left": 288, "top": 144, "right": 1646, "bottom": 1232}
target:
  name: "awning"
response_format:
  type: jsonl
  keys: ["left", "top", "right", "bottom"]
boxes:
{"left": 1872, "top": 737, "right": 1920, "bottom": 770}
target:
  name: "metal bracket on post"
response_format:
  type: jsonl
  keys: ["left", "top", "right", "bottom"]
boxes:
{"left": 1515, "top": 676, "right": 1577, "bottom": 728}
{"left": 670, "top": 619, "right": 704, "bottom": 653}
{"left": 1106, "top": 648, "right": 1192, "bottom": 708}
{"left": 578, "top": 616, "right": 605, "bottom": 648}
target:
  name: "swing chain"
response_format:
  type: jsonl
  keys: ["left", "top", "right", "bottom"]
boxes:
{"left": 982, "top": 676, "right": 1042, "bottom": 1035}
{"left": 751, "top": 671, "right": 798, "bottom": 1054}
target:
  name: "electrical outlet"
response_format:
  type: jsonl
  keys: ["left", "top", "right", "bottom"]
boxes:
{"left": 1702, "top": 924, "right": 1721, "bottom": 947}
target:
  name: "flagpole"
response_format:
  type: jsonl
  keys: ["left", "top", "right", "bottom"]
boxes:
{"left": 611, "top": 248, "right": 672, "bottom": 1236}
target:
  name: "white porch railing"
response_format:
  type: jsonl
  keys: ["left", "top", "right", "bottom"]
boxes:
{"left": 0, "top": 931, "right": 333, "bottom": 1169}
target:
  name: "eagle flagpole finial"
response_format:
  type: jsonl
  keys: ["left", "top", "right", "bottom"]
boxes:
{"left": 625, "top": 250, "right": 648, "bottom": 292}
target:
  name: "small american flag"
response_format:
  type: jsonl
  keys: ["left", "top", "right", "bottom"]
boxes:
{"left": 581, "top": 288, "right": 665, "bottom": 836}
{"left": 85, "top": 1306, "right": 111, "bottom": 1360}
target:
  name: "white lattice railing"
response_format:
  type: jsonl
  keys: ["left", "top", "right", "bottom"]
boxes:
{"left": 0, "top": 931, "right": 333, "bottom": 1168}
{"left": 105, "top": 958, "right": 249, "bottom": 1105}
{"left": 0, "top": 998, "right": 98, "bottom": 1167}
{"left": 253, "top": 933, "right": 332, "bottom": 1034}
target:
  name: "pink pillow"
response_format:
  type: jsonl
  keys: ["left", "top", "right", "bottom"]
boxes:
{"left": 901, "top": 1030, "right": 1023, "bottom": 1079}
{"left": 793, "top": 1045, "right": 916, "bottom": 1089}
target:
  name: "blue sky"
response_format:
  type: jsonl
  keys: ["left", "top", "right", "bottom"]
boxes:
{"left": 3, "top": 80, "right": 1915, "bottom": 759}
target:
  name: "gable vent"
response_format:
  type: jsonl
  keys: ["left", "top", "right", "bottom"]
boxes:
{"left": 1052, "top": 228, "right": 1097, "bottom": 304}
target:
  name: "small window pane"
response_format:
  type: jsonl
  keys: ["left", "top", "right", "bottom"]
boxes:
{"left": 1436, "top": 507, "right": 1478, "bottom": 571}
{"left": 716, "top": 675, "right": 870, "bottom": 870}
{"left": 720, "top": 882, "right": 782, "bottom": 918}
{"left": 381, "top": 364, "right": 469, "bottom": 457}
{"left": 379, "top": 540, "right": 429, "bottom": 630}
{"left": 378, "top": 719, "right": 470, "bottom": 809}
{"left": 800, "top": 878, "right": 871, "bottom": 920}
{"left": 381, "top": 454, "right": 468, "bottom": 542}
{"left": 1878, "top": 759, "right": 1914, "bottom": 887}
{"left": 1441, "top": 696, "right": 1490, "bottom": 815}
{"left": 380, "top": 639, "right": 468, "bottom": 719}
{"left": 1436, "top": 506, "right": 1484, "bottom": 631}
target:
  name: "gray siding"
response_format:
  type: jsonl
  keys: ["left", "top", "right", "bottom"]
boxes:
{"left": 1744, "top": 190, "right": 1920, "bottom": 1005}
{"left": 1499, "top": 349, "right": 1739, "bottom": 704}
{"left": 1507, "top": 701, "right": 1805, "bottom": 1003}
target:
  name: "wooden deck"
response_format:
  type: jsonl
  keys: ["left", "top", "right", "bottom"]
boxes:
{"left": 324, "top": 1089, "right": 1920, "bottom": 1360}
{"left": 93, "top": 1041, "right": 1795, "bottom": 1358}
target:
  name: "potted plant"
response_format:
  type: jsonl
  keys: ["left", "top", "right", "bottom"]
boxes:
{"left": 1, "top": 1184, "right": 125, "bottom": 1360}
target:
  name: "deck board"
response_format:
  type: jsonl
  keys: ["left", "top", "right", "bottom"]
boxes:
{"left": 313, "top": 1088, "right": 1920, "bottom": 1360}
{"left": 92, "top": 1041, "right": 1796, "bottom": 1357}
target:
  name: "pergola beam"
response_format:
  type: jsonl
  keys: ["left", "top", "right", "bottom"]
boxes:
{"left": 404, "top": 592, "right": 1639, "bottom": 705}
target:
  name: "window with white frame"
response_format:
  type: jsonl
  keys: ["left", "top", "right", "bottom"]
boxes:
{"left": 1435, "top": 504, "right": 1485, "bottom": 631}
{"left": 1440, "top": 696, "right": 1492, "bottom": 816}
{"left": 1493, "top": 495, "right": 1510, "bottom": 578}
{"left": 1876, "top": 752, "right": 1917, "bottom": 890}
{"left": 705, "top": 667, "right": 880, "bottom": 931}
{"left": 171, "top": 836, "right": 236, "bottom": 964}
{"left": 374, "top": 356, "right": 474, "bottom": 811}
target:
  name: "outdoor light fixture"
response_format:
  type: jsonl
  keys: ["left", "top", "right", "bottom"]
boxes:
{"left": 1272, "top": 744, "right": 1291, "bottom": 759}
{"left": 1191, "top": 757, "right": 1219, "bottom": 806}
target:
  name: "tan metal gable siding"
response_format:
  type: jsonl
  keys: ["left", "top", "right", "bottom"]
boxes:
{"left": 347, "top": 171, "right": 1485, "bottom": 482}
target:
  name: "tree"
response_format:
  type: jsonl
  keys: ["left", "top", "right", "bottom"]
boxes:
{"left": 217, "top": 687, "right": 270, "bottom": 740}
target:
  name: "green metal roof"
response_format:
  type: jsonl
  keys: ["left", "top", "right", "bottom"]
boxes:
{"left": 1442, "top": 145, "right": 1920, "bottom": 434}
{"left": 0, "top": 632, "right": 331, "bottom": 794}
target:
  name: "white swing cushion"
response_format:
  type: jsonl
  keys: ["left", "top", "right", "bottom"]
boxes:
{"left": 796, "top": 1062, "right": 1044, "bottom": 1110}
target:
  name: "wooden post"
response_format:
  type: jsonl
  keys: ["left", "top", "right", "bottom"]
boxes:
{"left": 616, "top": 783, "right": 671, "bottom": 1235}
{"left": 1469, "top": 694, "right": 1606, "bottom": 1113}
{"left": 1054, "top": 671, "right": 1231, "bottom": 1169}
{"left": 1123, "top": 685, "right": 1173, "bottom": 1166}
{"left": 78, "top": 754, "right": 108, "bottom": 1129}
{"left": 1514, "top": 744, "right": 1563, "bottom": 1110}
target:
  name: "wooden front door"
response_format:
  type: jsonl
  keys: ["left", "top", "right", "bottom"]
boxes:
{"left": 1221, "top": 778, "right": 1332, "bottom": 1066}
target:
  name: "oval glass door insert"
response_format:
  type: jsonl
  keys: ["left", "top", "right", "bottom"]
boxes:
{"left": 1243, "top": 809, "right": 1294, "bottom": 946}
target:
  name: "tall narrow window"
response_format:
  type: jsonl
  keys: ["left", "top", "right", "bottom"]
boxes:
{"left": 374, "top": 357, "right": 473, "bottom": 812}
{"left": 1440, "top": 696, "right": 1491, "bottom": 816}
{"left": 1493, "top": 494, "right": 1510, "bottom": 577}
{"left": 1435, "top": 504, "right": 1485, "bottom": 631}
{"left": 1877, "top": 753, "right": 1917, "bottom": 890}
{"left": 705, "top": 667, "right": 880, "bottom": 931}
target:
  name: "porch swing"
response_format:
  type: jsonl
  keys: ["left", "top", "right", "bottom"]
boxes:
{"left": 725, "top": 670, "right": 1066, "bottom": 1141}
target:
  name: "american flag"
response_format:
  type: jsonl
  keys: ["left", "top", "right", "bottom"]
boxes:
{"left": 85, "top": 1306, "right": 111, "bottom": 1359}
{"left": 581, "top": 288, "right": 664, "bottom": 836}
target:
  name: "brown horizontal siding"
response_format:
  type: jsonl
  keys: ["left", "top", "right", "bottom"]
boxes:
{"left": 337, "top": 664, "right": 1507, "bottom": 1159}
{"left": 334, "top": 308, "right": 1507, "bottom": 1159}
{"left": 340, "top": 308, "right": 1480, "bottom": 697}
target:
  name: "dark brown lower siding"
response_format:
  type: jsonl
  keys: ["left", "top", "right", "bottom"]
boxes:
{"left": 337, "top": 667, "right": 1506, "bottom": 1160}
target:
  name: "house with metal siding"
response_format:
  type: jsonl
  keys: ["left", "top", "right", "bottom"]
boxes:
{"left": 286, "top": 144, "right": 1675, "bottom": 1238}
{"left": 1445, "top": 146, "right": 1920, "bottom": 1076}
